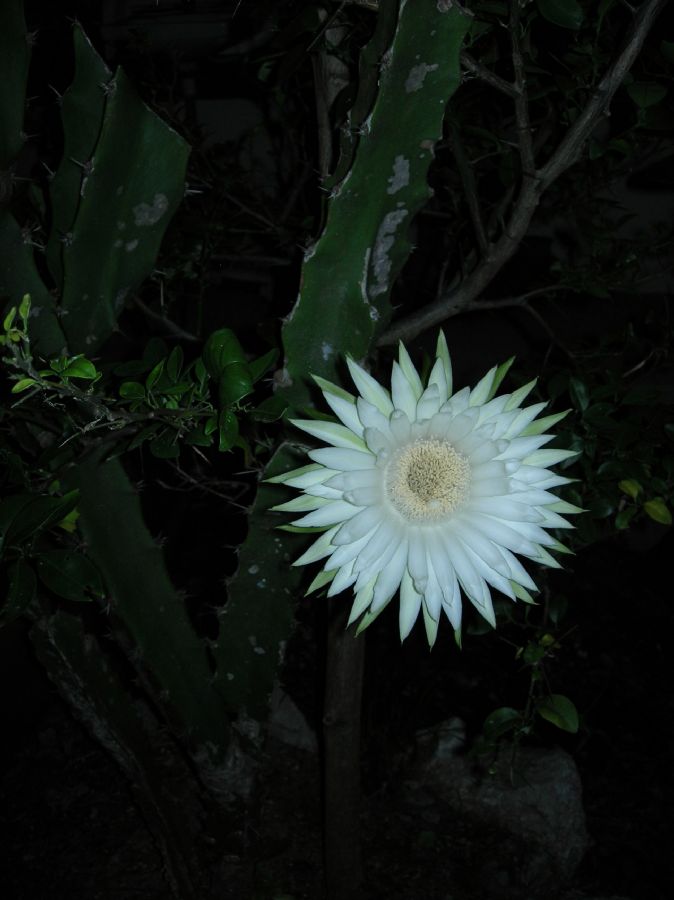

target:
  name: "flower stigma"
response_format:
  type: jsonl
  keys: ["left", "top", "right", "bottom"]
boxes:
{"left": 386, "top": 439, "right": 471, "bottom": 521}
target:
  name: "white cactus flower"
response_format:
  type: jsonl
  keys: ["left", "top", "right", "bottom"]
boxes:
{"left": 269, "top": 333, "right": 579, "bottom": 646}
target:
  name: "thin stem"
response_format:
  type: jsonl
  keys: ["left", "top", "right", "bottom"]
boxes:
{"left": 323, "top": 599, "right": 366, "bottom": 900}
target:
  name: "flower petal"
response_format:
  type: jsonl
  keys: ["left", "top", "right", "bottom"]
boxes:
{"left": 399, "top": 569, "right": 423, "bottom": 640}
{"left": 309, "top": 447, "right": 375, "bottom": 471}
{"left": 347, "top": 357, "right": 393, "bottom": 415}
{"left": 391, "top": 361, "right": 418, "bottom": 420}
{"left": 291, "top": 418, "right": 367, "bottom": 451}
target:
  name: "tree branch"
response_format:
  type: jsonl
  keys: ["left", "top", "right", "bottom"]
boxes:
{"left": 510, "top": 0, "right": 535, "bottom": 177}
{"left": 460, "top": 51, "right": 518, "bottom": 99}
{"left": 378, "top": 0, "right": 667, "bottom": 347}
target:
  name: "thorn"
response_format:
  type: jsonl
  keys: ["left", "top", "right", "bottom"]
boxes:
{"left": 48, "top": 84, "right": 63, "bottom": 105}
{"left": 25, "top": 29, "right": 38, "bottom": 48}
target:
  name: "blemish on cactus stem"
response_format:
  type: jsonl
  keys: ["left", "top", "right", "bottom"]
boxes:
{"left": 132, "top": 193, "right": 169, "bottom": 226}
{"left": 321, "top": 342, "right": 333, "bottom": 361}
{"left": 125, "top": 239, "right": 138, "bottom": 252}
{"left": 248, "top": 564, "right": 260, "bottom": 574}
{"left": 405, "top": 63, "right": 439, "bottom": 93}
{"left": 386, "top": 155, "right": 410, "bottom": 195}
{"left": 369, "top": 209, "right": 408, "bottom": 298}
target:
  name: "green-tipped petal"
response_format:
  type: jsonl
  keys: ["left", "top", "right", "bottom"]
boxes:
{"left": 487, "top": 357, "right": 515, "bottom": 401}
{"left": 271, "top": 494, "right": 332, "bottom": 513}
{"left": 291, "top": 418, "right": 367, "bottom": 451}
{"left": 305, "top": 568, "right": 337, "bottom": 596}
{"left": 524, "top": 448, "right": 579, "bottom": 467}
{"left": 312, "top": 373, "right": 356, "bottom": 403}
{"left": 436, "top": 331, "right": 453, "bottom": 397}
{"left": 504, "top": 378, "right": 537, "bottom": 411}
{"left": 292, "top": 525, "right": 339, "bottom": 566}
{"left": 521, "top": 409, "right": 570, "bottom": 437}
{"left": 398, "top": 342, "right": 423, "bottom": 400}
{"left": 422, "top": 601, "right": 440, "bottom": 648}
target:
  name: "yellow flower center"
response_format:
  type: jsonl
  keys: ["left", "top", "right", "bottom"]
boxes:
{"left": 386, "top": 439, "right": 471, "bottom": 522}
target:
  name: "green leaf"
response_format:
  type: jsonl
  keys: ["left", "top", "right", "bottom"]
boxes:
{"left": 36, "top": 549, "right": 105, "bottom": 602}
{"left": 165, "top": 345, "right": 184, "bottom": 382}
{"left": 618, "top": 479, "right": 642, "bottom": 500}
{"left": 3, "top": 491, "right": 80, "bottom": 549}
{"left": 3, "top": 306, "right": 17, "bottom": 332}
{"left": 11, "top": 378, "right": 38, "bottom": 394}
{"left": 145, "top": 359, "right": 165, "bottom": 392}
{"left": 536, "top": 0, "right": 583, "bottom": 29}
{"left": 626, "top": 82, "right": 667, "bottom": 109}
{"left": 218, "top": 362, "right": 253, "bottom": 407}
{"left": 536, "top": 694, "right": 579, "bottom": 733}
{"left": 202, "top": 328, "right": 246, "bottom": 379}
{"left": 569, "top": 376, "right": 590, "bottom": 411}
{"left": 643, "top": 498, "right": 672, "bottom": 526}
{"left": 119, "top": 381, "right": 146, "bottom": 400}
{"left": 218, "top": 409, "right": 239, "bottom": 451}
{"left": 61, "top": 356, "right": 98, "bottom": 379}
{"left": 483, "top": 706, "right": 522, "bottom": 740}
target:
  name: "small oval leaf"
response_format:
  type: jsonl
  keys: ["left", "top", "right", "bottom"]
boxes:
{"left": 536, "top": 693, "right": 579, "bottom": 733}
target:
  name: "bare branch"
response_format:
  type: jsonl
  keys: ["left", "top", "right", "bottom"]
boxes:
{"left": 378, "top": 0, "right": 667, "bottom": 346}
{"left": 510, "top": 0, "right": 535, "bottom": 177}
{"left": 538, "top": 0, "right": 667, "bottom": 188}
{"left": 460, "top": 51, "right": 519, "bottom": 99}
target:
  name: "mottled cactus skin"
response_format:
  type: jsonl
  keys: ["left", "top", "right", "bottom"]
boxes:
{"left": 281, "top": 0, "right": 471, "bottom": 411}
{"left": 1, "top": 9, "right": 229, "bottom": 769}
{"left": 0, "top": 0, "right": 65, "bottom": 355}
{"left": 0, "top": 15, "right": 189, "bottom": 357}
{"left": 66, "top": 451, "right": 231, "bottom": 760}
{"left": 45, "top": 27, "right": 190, "bottom": 355}
{"left": 222, "top": 1, "right": 471, "bottom": 716}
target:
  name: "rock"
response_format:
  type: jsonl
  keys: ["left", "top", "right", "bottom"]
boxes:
{"left": 403, "top": 720, "right": 589, "bottom": 899}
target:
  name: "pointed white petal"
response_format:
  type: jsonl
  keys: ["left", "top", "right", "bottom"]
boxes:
{"left": 524, "top": 448, "right": 579, "bottom": 467}
{"left": 505, "top": 402, "right": 548, "bottom": 437}
{"left": 292, "top": 525, "right": 339, "bottom": 566}
{"left": 325, "top": 469, "right": 379, "bottom": 492}
{"left": 391, "top": 361, "right": 418, "bottom": 420}
{"left": 407, "top": 529, "right": 429, "bottom": 593}
{"left": 520, "top": 409, "right": 570, "bottom": 437}
{"left": 346, "top": 357, "right": 393, "bottom": 415}
{"left": 465, "top": 513, "right": 539, "bottom": 557}
{"left": 495, "top": 545, "right": 538, "bottom": 591}
{"left": 347, "top": 576, "right": 376, "bottom": 625}
{"left": 322, "top": 393, "right": 364, "bottom": 437}
{"left": 469, "top": 365, "right": 497, "bottom": 407}
{"left": 291, "top": 418, "right": 367, "bottom": 451}
{"left": 312, "top": 373, "right": 356, "bottom": 403}
{"left": 422, "top": 601, "right": 440, "bottom": 648}
{"left": 332, "top": 504, "right": 384, "bottom": 545}
{"left": 494, "top": 434, "right": 551, "bottom": 460}
{"left": 344, "top": 483, "right": 382, "bottom": 507}
{"left": 309, "top": 447, "right": 375, "bottom": 471}
{"left": 388, "top": 410, "right": 411, "bottom": 444}
{"left": 267, "top": 463, "right": 335, "bottom": 487}
{"left": 271, "top": 494, "right": 332, "bottom": 513}
{"left": 357, "top": 397, "right": 391, "bottom": 434}
{"left": 371, "top": 539, "right": 408, "bottom": 612}
{"left": 436, "top": 331, "right": 453, "bottom": 396}
{"left": 416, "top": 383, "right": 443, "bottom": 421}
{"left": 427, "top": 357, "right": 449, "bottom": 399}
{"left": 422, "top": 555, "right": 444, "bottom": 621}
{"left": 398, "top": 342, "right": 424, "bottom": 399}
{"left": 399, "top": 569, "right": 423, "bottom": 640}
{"left": 325, "top": 526, "right": 378, "bottom": 570}
{"left": 292, "top": 500, "right": 362, "bottom": 528}
{"left": 327, "top": 560, "right": 357, "bottom": 596}
{"left": 504, "top": 378, "right": 537, "bottom": 411}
